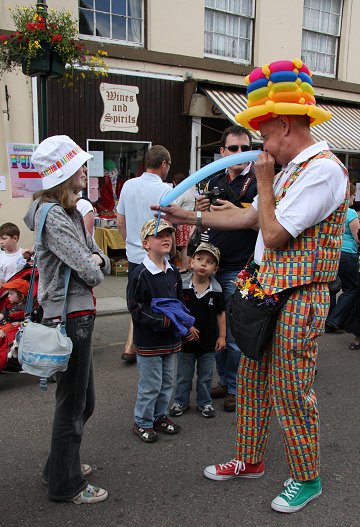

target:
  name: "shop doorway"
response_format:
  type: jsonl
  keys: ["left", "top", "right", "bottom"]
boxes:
{"left": 86, "top": 139, "right": 151, "bottom": 211}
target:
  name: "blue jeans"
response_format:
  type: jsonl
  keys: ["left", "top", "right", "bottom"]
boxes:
{"left": 327, "top": 251, "right": 359, "bottom": 328}
{"left": 174, "top": 351, "right": 215, "bottom": 407}
{"left": 43, "top": 314, "right": 95, "bottom": 501}
{"left": 134, "top": 354, "right": 175, "bottom": 428}
{"left": 214, "top": 269, "right": 241, "bottom": 395}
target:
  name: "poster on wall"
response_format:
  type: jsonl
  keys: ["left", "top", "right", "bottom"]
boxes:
{"left": 88, "top": 150, "right": 104, "bottom": 177}
{"left": 7, "top": 143, "right": 42, "bottom": 198}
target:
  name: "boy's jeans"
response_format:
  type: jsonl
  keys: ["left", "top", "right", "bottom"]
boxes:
{"left": 134, "top": 354, "right": 175, "bottom": 428}
{"left": 43, "top": 314, "right": 95, "bottom": 501}
{"left": 174, "top": 351, "right": 215, "bottom": 408}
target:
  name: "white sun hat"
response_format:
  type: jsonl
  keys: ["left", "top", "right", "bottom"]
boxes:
{"left": 31, "top": 135, "right": 93, "bottom": 190}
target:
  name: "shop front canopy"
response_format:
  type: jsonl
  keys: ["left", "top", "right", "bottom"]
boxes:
{"left": 203, "top": 87, "right": 360, "bottom": 153}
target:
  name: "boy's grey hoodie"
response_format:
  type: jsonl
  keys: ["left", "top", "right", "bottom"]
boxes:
{"left": 24, "top": 199, "right": 110, "bottom": 319}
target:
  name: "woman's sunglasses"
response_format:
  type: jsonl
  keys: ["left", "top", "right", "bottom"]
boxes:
{"left": 224, "top": 144, "right": 251, "bottom": 153}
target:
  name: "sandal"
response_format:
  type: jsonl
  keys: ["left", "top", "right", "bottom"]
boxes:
{"left": 349, "top": 342, "right": 360, "bottom": 350}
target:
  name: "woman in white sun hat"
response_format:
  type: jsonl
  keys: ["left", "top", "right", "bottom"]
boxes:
{"left": 24, "top": 135, "right": 110, "bottom": 505}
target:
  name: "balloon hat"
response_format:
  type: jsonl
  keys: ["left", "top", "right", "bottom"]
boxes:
{"left": 235, "top": 58, "right": 332, "bottom": 132}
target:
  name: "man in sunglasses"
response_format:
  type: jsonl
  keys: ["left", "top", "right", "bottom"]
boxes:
{"left": 195, "top": 125, "right": 258, "bottom": 412}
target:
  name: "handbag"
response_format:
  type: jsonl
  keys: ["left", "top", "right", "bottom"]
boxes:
{"left": 229, "top": 262, "right": 294, "bottom": 361}
{"left": 16, "top": 203, "right": 73, "bottom": 378}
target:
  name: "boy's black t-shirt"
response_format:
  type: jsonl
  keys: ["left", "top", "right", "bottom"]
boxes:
{"left": 182, "top": 274, "right": 225, "bottom": 354}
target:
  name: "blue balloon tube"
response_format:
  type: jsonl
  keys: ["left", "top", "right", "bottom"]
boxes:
{"left": 159, "top": 151, "right": 261, "bottom": 207}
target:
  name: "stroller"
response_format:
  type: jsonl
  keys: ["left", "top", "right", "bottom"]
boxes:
{"left": 0, "top": 265, "right": 41, "bottom": 373}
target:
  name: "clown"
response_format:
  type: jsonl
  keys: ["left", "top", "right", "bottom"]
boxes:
{"left": 154, "top": 58, "right": 349, "bottom": 514}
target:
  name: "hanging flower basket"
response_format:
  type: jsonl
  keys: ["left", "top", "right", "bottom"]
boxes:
{"left": 49, "top": 49, "right": 66, "bottom": 78}
{"left": 21, "top": 41, "right": 65, "bottom": 77}
{"left": 0, "top": 6, "right": 108, "bottom": 85}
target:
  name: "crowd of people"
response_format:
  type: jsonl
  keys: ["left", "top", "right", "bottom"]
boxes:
{"left": 0, "top": 58, "right": 358, "bottom": 514}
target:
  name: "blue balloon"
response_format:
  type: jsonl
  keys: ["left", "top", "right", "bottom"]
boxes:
{"left": 159, "top": 151, "right": 261, "bottom": 207}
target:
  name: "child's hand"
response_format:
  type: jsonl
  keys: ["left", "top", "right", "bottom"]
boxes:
{"left": 0, "top": 329, "right": 5, "bottom": 338}
{"left": 22, "top": 248, "right": 34, "bottom": 261}
{"left": 215, "top": 336, "right": 226, "bottom": 351}
{"left": 188, "top": 326, "right": 200, "bottom": 341}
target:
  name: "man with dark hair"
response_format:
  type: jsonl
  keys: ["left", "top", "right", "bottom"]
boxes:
{"left": 116, "top": 145, "right": 172, "bottom": 363}
{"left": 196, "top": 125, "right": 257, "bottom": 412}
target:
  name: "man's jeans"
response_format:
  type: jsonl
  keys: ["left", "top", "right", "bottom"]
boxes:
{"left": 327, "top": 251, "right": 359, "bottom": 328}
{"left": 215, "top": 270, "right": 241, "bottom": 395}
{"left": 134, "top": 354, "right": 175, "bottom": 428}
{"left": 174, "top": 351, "right": 215, "bottom": 408}
{"left": 43, "top": 314, "right": 95, "bottom": 501}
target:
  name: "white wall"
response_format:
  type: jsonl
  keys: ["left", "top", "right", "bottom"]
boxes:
{"left": 0, "top": 72, "right": 35, "bottom": 247}
{"left": 254, "top": 0, "right": 303, "bottom": 67}
{"left": 338, "top": 0, "right": 360, "bottom": 83}
{"left": 147, "top": 0, "right": 204, "bottom": 57}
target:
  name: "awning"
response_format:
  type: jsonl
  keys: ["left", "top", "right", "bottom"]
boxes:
{"left": 203, "top": 87, "right": 360, "bottom": 152}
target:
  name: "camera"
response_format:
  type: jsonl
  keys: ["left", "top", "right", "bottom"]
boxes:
{"left": 204, "top": 186, "right": 228, "bottom": 205}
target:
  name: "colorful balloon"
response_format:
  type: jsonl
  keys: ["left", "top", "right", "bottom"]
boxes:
{"left": 269, "top": 71, "right": 298, "bottom": 83}
{"left": 159, "top": 151, "right": 261, "bottom": 207}
{"left": 246, "top": 77, "right": 268, "bottom": 94}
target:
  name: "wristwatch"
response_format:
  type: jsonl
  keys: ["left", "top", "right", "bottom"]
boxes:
{"left": 196, "top": 211, "right": 202, "bottom": 227}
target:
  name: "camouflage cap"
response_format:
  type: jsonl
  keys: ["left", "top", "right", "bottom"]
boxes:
{"left": 193, "top": 242, "right": 220, "bottom": 265}
{"left": 140, "top": 218, "right": 175, "bottom": 242}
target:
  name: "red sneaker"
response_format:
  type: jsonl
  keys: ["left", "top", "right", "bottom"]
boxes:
{"left": 204, "top": 459, "right": 265, "bottom": 481}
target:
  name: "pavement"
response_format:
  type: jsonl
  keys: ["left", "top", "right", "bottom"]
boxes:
{"left": 1, "top": 315, "right": 359, "bottom": 527}
{"left": 95, "top": 270, "right": 191, "bottom": 316}
{"left": 95, "top": 274, "right": 129, "bottom": 316}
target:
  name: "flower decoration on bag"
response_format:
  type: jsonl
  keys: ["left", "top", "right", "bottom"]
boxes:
{"left": 0, "top": 6, "right": 108, "bottom": 85}
{"left": 234, "top": 262, "right": 280, "bottom": 306}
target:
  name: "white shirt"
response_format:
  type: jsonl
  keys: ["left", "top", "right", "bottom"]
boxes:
{"left": 143, "top": 254, "right": 174, "bottom": 275}
{"left": 174, "top": 186, "right": 196, "bottom": 211}
{"left": 76, "top": 198, "right": 94, "bottom": 217}
{"left": 116, "top": 173, "right": 172, "bottom": 264}
{"left": 0, "top": 248, "right": 27, "bottom": 283}
{"left": 252, "top": 141, "right": 348, "bottom": 265}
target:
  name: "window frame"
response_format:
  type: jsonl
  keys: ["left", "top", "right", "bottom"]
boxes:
{"left": 301, "top": 0, "right": 343, "bottom": 78}
{"left": 204, "top": 0, "right": 255, "bottom": 64}
{"left": 79, "top": 0, "right": 144, "bottom": 48}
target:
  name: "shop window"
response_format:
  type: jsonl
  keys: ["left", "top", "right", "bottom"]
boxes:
{"left": 204, "top": 0, "right": 254, "bottom": 63}
{"left": 86, "top": 139, "right": 150, "bottom": 214}
{"left": 79, "top": 0, "right": 143, "bottom": 46}
{"left": 302, "top": 0, "right": 343, "bottom": 77}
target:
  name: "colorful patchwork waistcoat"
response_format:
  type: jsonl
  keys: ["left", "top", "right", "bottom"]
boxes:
{"left": 257, "top": 150, "right": 349, "bottom": 295}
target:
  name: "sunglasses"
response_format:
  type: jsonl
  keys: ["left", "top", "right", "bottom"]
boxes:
{"left": 224, "top": 144, "right": 251, "bottom": 153}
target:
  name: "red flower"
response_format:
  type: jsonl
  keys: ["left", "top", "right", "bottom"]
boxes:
{"left": 26, "top": 23, "right": 35, "bottom": 30}
{"left": 238, "top": 269, "right": 251, "bottom": 280}
{"left": 0, "top": 35, "right": 7, "bottom": 41}
{"left": 51, "top": 34, "right": 62, "bottom": 43}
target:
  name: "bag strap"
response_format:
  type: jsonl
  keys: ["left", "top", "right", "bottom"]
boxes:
{"left": 25, "top": 203, "right": 71, "bottom": 329}
{"left": 214, "top": 168, "right": 255, "bottom": 206}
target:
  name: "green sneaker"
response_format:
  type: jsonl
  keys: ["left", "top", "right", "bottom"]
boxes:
{"left": 271, "top": 477, "right": 322, "bottom": 513}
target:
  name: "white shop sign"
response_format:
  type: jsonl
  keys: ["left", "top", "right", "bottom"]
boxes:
{"left": 100, "top": 83, "right": 139, "bottom": 133}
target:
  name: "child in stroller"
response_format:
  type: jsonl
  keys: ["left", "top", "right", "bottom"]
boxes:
{"left": 0, "top": 266, "right": 40, "bottom": 372}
